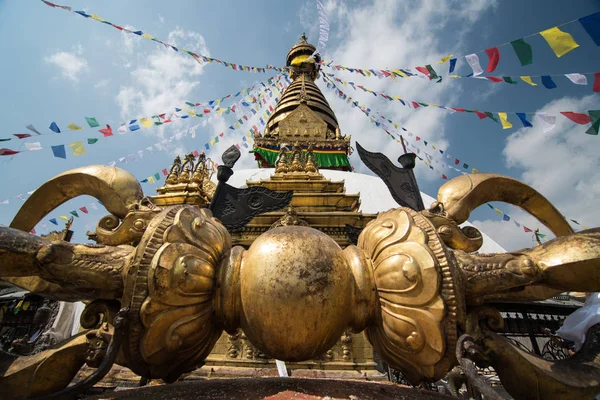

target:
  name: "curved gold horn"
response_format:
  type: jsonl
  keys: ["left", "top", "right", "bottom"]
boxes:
{"left": 436, "top": 173, "right": 574, "bottom": 237}
{"left": 10, "top": 165, "right": 144, "bottom": 233}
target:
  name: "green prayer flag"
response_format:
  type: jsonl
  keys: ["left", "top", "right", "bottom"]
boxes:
{"left": 154, "top": 173, "right": 160, "bottom": 180}
{"left": 215, "top": 136, "right": 220, "bottom": 143}
{"left": 511, "top": 38, "right": 533, "bottom": 66}
{"left": 185, "top": 102, "right": 195, "bottom": 107}
{"left": 502, "top": 76, "right": 518, "bottom": 84}
{"left": 418, "top": 102, "right": 428, "bottom": 107}
{"left": 85, "top": 117, "right": 100, "bottom": 128}
{"left": 463, "top": 163, "right": 468, "bottom": 169}
{"left": 0, "top": 138, "right": 11, "bottom": 142}
{"left": 70, "top": 210, "right": 79, "bottom": 218}
{"left": 484, "top": 112, "right": 499, "bottom": 123}
{"left": 571, "top": 219, "right": 580, "bottom": 225}
{"left": 87, "top": 138, "right": 98, "bottom": 144}
{"left": 487, "top": 203, "right": 494, "bottom": 209}
{"left": 586, "top": 110, "right": 600, "bottom": 135}
{"left": 536, "top": 232, "right": 546, "bottom": 238}
{"left": 425, "top": 64, "right": 439, "bottom": 80}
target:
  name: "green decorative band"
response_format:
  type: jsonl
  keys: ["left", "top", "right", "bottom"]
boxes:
{"left": 250, "top": 146, "right": 351, "bottom": 169}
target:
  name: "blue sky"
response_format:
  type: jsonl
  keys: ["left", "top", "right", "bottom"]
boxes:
{"left": 0, "top": 0, "right": 599, "bottom": 250}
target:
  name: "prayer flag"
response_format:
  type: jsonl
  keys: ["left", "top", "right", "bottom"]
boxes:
{"left": 26, "top": 124, "right": 42, "bottom": 135}
{"left": 79, "top": 206, "right": 88, "bottom": 214}
{"left": 99, "top": 125, "right": 113, "bottom": 136}
{"left": 437, "top": 54, "right": 454, "bottom": 64}
{"left": 472, "top": 168, "right": 479, "bottom": 173}
{"left": 540, "top": 27, "right": 580, "bottom": 57}
{"left": 13, "top": 134, "right": 31, "bottom": 139}
{"left": 498, "top": 112, "right": 513, "bottom": 129}
{"left": 594, "top": 72, "right": 600, "bottom": 92}
{"left": 560, "top": 111, "right": 591, "bottom": 124}
{"left": 51, "top": 145, "right": 66, "bottom": 159}
{"left": 49, "top": 218, "right": 58, "bottom": 226}
{"left": 118, "top": 123, "right": 128, "bottom": 134}
{"left": 510, "top": 38, "right": 533, "bottom": 66}
{"left": 565, "top": 73, "right": 588, "bottom": 85}
{"left": 579, "top": 12, "right": 600, "bottom": 46}
{"left": 503, "top": 214, "right": 510, "bottom": 221}
{"left": 474, "top": 111, "right": 488, "bottom": 119}
{"left": 140, "top": 118, "right": 153, "bottom": 128}
{"left": 537, "top": 113, "right": 556, "bottom": 132}
{"left": 25, "top": 142, "right": 42, "bottom": 151}
{"left": 502, "top": 76, "right": 518, "bottom": 84}
{"left": 495, "top": 208, "right": 503, "bottom": 215}
{"left": 162, "top": 168, "right": 168, "bottom": 176}
{"left": 465, "top": 53, "right": 483, "bottom": 76}
{"left": 69, "top": 141, "right": 86, "bottom": 156}
{"left": 154, "top": 173, "right": 160, "bottom": 180}
{"left": 85, "top": 117, "right": 100, "bottom": 127}
{"left": 520, "top": 76, "right": 537, "bottom": 86}
{"left": 67, "top": 122, "right": 83, "bottom": 130}
{"left": 486, "top": 76, "right": 503, "bottom": 82}
{"left": 516, "top": 113, "right": 533, "bottom": 127}
{"left": 524, "top": 226, "right": 532, "bottom": 233}
{"left": 49, "top": 122, "right": 61, "bottom": 133}
{"left": 571, "top": 219, "right": 580, "bottom": 225}
{"left": 585, "top": 110, "right": 600, "bottom": 135}
{"left": 70, "top": 211, "right": 79, "bottom": 218}
{"left": 484, "top": 47, "right": 500, "bottom": 72}
{"left": 129, "top": 124, "right": 140, "bottom": 131}
{"left": 87, "top": 138, "right": 98, "bottom": 144}
{"left": 448, "top": 58, "right": 457, "bottom": 73}
{"left": 541, "top": 75, "right": 557, "bottom": 89}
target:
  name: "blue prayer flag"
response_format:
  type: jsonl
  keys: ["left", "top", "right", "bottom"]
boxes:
{"left": 49, "top": 218, "right": 58, "bottom": 226}
{"left": 171, "top": 46, "right": 178, "bottom": 52}
{"left": 503, "top": 214, "right": 510, "bottom": 221}
{"left": 181, "top": 115, "right": 189, "bottom": 119}
{"left": 449, "top": 58, "right": 457, "bottom": 73}
{"left": 74, "top": 11, "right": 89, "bottom": 17}
{"left": 49, "top": 122, "right": 60, "bottom": 133}
{"left": 579, "top": 12, "right": 600, "bottom": 46}
{"left": 129, "top": 124, "right": 140, "bottom": 131}
{"left": 541, "top": 75, "right": 557, "bottom": 89}
{"left": 51, "top": 144, "right": 66, "bottom": 159}
{"left": 129, "top": 119, "right": 137, "bottom": 125}
{"left": 140, "top": 178, "right": 148, "bottom": 183}
{"left": 175, "top": 108, "right": 182, "bottom": 112}
{"left": 205, "top": 143, "right": 210, "bottom": 150}
{"left": 133, "top": 31, "right": 143, "bottom": 36}
{"left": 516, "top": 113, "right": 533, "bottom": 127}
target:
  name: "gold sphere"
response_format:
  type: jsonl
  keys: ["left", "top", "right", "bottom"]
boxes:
{"left": 239, "top": 226, "right": 353, "bottom": 361}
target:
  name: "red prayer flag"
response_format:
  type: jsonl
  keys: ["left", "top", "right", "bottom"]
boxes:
{"left": 162, "top": 168, "right": 169, "bottom": 176}
{"left": 0, "top": 148, "right": 19, "bottom": 156}
{"left": 412, "top": 102, "right": 420, "bottom": 108}
{"left": 243, "top": 115, "right": 248, "bottom": 121}
{"left": 381, "top": 70, "right": 391, "bottom": 77}
{"left": 30, "top": 228, "right": 36, "bottom": 234}
{"left": 99, "top": 125, "right": 113, "bottom": 136}
{"left": 193, "top": 150, "right": 199, "bottom": 157}
{"left": 560, "top": 112, "right": 591, "bottom": 125}
{"left": 452, "top": 108, "right": 466, "bottom": 112}
{"left": 415, "top": 66, "right": 430, "bottom": 77}
{"left": 474, "top": 111, "right": 488, "bottom": 119}
{"left": 231, "top": 105, "right": 237, "bottom": 112}
{"left": 236, "top": 144, "right": 241, "bottom": 150}
{"left": 594, "top": 72, "right": 600, "bottom": 93}
{"left": 416, "top": 136, "right": 421, "bottom": 141}
{"left": 455, "top": 159, "right": 460, "bottom": 165}
{"left": 219, "top": 132, "right": 224, "bottom": 137}
{"left": 524, "top": 226, "right": 533, "bottom": 233}
{"left": 442, "top": 174, "right": 448, "bottom": 180}
{"left": 13, "top": 134, "right": 32, "bottom": 139}
{"left": 486, "top": 76, "right": 503, "bottom": 83}
{"left": 203, "top": 109, "right": 211, "bottom": 114}
{"left": 485, "top": 47, "right": 500, "bottom": 72}
{"left": 79, "top": 207, "right": 88, "bottom": 214}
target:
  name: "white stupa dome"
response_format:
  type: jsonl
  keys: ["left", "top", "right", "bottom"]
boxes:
{"left": 227, "top": 168, "right": 506, "bottom": 254}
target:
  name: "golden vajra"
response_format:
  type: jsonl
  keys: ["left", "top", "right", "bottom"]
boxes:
{"left": 1, "top": 165, "right": 599, "bottom": 399}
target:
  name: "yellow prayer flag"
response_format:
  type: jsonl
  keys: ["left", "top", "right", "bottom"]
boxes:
{"left": 392, "top": 69, "right": 408, "bottom": 78}
{"left": 69, "top": 141, "right": 86, "bottom": 156}
{"left": 393, "top": 123, "right": 398, "bottom": 129}
{"left": 432, "top": 145, "right": 437, "bottom": 150}
{"left": 90, "top": 14, "right": 104, "bottom": 22}
{"left": 210, "top": 139, "right": 215, "bottom": 146}
{"left": 22, "top": 301, "right": 30, "bottom": 311}
{"left": 217, "top": 108, "right": 224, "bottom": 115}
{"left": 392, "top": 96, "right": 401, "bottom": 101}
{"left": 67, "top": 122, "right": 83, "bottom": 130}
{"left": 139, "top": 118, "right": 153, "bottom": 128}
{"left": 188, "top": 110, "right": 196, "bottom": 117}
{"left": 436, "top": 54, "right": 454, "bottom": 64}
{"left": 365, "top": 70, "right": 371, "bottom": 77}
{"left": 498, "top": 112, "right": 513, "bottom": 129}
{"left": 59, "top": 215, "right": 69, "bottom": 221}
{"left": 495, "top": 208, "right": 503, "bottom": 215}
{"left": 472, "top": 168, "right": 479, "bottom": 174}
{"left": 520, "top": 76, "right": 537, "bottom": 86}
{"left": 540, "top": 27, "right": 579, "bottom": 58}
{"left": 141, "top": 34, "right": 153, "bottom": 40}
{"left": 148, "top": 176, "right": 155, "bottom": 184}
{"left": 449, "top": 74, "right": 461, "bottom": 79}
{"left": 234, "top": 122, "right": 240, "bottom": 128}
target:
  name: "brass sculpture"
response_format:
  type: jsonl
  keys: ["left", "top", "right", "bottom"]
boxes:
{"left": 1, "top": 163, "right": 599, "bottom": 399}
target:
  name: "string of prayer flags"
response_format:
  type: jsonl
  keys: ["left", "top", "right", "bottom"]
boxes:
{"left": 325, "top": 72, "right": 599, "bottom": 134}
{"left": 41, "top": 0, "right": 286, "bottom": 74}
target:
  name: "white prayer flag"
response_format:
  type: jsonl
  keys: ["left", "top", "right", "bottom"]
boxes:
{"left": 25, "top": 142, "right": 42, "bottom": 151}
{"left": 564, "top": 73, "right": 588, "bottom": 85}
{"left": 537, "top": 113, "right": 556, "bottom": 133}
{"left": 118, "top": 123, "right": 128, "bottom": 134}
{"left": 465, "top": 54, "right": 483, "bottom": 76}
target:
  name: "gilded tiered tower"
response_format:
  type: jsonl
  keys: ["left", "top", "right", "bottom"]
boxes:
{"left": 199, "top": 36, "right": 383, "bottom": 378}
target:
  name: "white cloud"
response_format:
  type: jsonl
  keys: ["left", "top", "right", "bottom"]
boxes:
{"left": 115, "top": 27, "right": 210, "bottom": 143}
{"left": 472, "top": 94, "right": 600, "bottom": 251}
{"left": 44, "top": 44, "right": 88, "bottom": 83}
